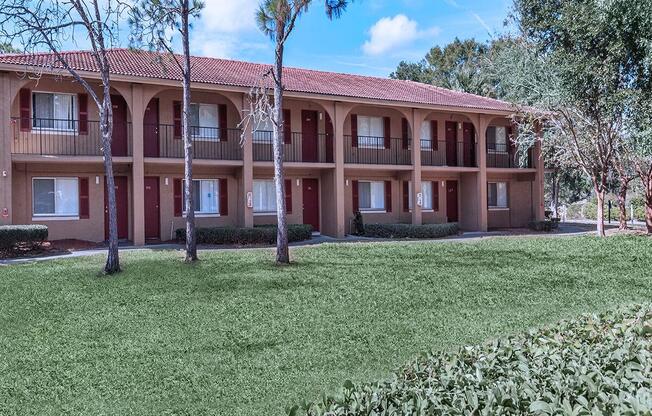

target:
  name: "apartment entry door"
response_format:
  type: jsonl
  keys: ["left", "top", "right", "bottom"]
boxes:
{"left": 302, "top": 178, "right": 320, "bottom": 232}
{"left": 446, "top": 180, "right": 459, "bottom": 223}
{"left": 105, "top": 176, "right": 129, "bottom": 240}
{"left": 111, "top": 95, "right": 129, "bottom": 157}
{"left": 445, "top": 121, "right": 458, "bottom": 166}
{"left": 301, "top": 110, "right": 319, "bottom": 162}
{"left": 144, "top": 177, "right": 160, "bottom": 240}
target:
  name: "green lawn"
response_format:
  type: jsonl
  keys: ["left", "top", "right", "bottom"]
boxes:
{"left": 1, "top": 236, "right": 651, "bottom": 415}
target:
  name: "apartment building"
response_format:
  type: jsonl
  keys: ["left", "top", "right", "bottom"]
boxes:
{"left": 0, "top": 49, "right": 544, "bottom": 244}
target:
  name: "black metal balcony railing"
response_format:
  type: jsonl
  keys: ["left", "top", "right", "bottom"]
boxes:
{"left": 11, "top": 117, "right": 133, "bottom": 156}
{"left": 151, "top": 124, "right": 243, "bottom": 160}
{"left": 420, "top": 140, "right": 476, "bottom": 167}
{"left": 252, "top": 131, "right": 334, "bottom": 163}
{"left": 486, "top": 142, "right": 533, "bottom": 168}
{"left": 344, "top": 136, "right": 412, "bottom": 165}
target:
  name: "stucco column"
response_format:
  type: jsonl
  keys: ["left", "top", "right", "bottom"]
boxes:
{"left": 0, "top": 73, "right": 12, "bottom": 225}
{"left": 333, "top": 102, "right": 349, "bottom": 237}
{"left": 411, "top": 109, "right": 426, "bottom": 225}
{"left": 533, "top": 128, "right": 545, "bottom": 220}
{"left": 477, "top": 114, "right": 490, "bottom": 232}
{"left": 242, "top": 121, "right": 254, "bottom": 228}
{"left": 131, "top": 84, "right": 146, "bottom": 245}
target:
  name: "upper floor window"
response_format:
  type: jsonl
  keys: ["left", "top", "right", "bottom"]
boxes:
{"left": 189, "top": 103, "right": 219, "bottom": 140}
{"left": 359, "top": 180, "right": 385, "bottom": 211}
{"left": 32, "top": 177, "right": 79, "bottom": 217}
{"left": 488, "top": 182, "right": 508, "bottom": 208}
{"left": 420, "top": 121, "right": 432, "bottom": 149}
{"left": 357, "top": 116, "right": 384, "bottom": 148}
{"left": 32, "top": 92, "right": 77, "bottom": 131}
{"left": 183, "top": 179, "right": 219, "bottom": 215}
{"left": 487, "top": 126, "right": 507, "bottom": 152}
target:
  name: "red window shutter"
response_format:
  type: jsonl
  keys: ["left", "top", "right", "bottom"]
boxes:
{"left": 19, "top": 88, "right": 31, "bottom": 132}
{"left": 79, "top": 177, "right": 89, "bottom": 219}
{"left": 173, "top": 178, "right": 182, "bottom": 216}
{"left": 283, "top": 109, "right": 292, "bottom": 144}
{"left": 173, "top": 101, "right": 182, "bottom": 139}
{"left": 383, "top": 117, "right": 391, "bottom": 149}
{"left": 218, "top": 104, "right": 228, "bottom": 141}
{"left": 351, "top": 114, "right": 358, "bottom": 147}
{"left": 487, "top": 126, "right": 496, "bottom": 151}
{"left": 219, "top": 178, "right": 228, "bottom": 216}
{"left": 78, "top": 93, "right": 88, "bottom": 135}
{"left": 285, "top": 179, "right": 292, "bottom": 214}
{"left": 432, "top": 182, "right": 440, "bottom": 211}
{"left": 431, "top": 120, "right": 438, "bottom": 150}
{"left": 403, "top": 181, "right": 409, "bottom": 212}
{"left": 352, "top": 180, "right": 359, "bottom": 212}
{"left": 385, "top": 180, "right": 392, "bottom": 212}
{"left": 401, "top": 118, "right": 409, "bottom": 150}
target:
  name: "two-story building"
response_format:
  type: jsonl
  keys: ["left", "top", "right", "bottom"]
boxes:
{"left": 0, "top": 49, "right": 544, "bottom": 245}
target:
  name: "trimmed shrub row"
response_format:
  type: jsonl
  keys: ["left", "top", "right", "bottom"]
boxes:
{"left": 529, "top": 218, "right": 560, "bottom": 232}
{"left": 362, "top": 223, "right": 459, "bottom": 239}
{"left": 0, "top": 225, "right": 48, "bottom": 249}
{"left": 175, "top": 224, "right": 313, "bottom": 245}
{"left": 292, "top": 304, "right": 652, "bottom": 415}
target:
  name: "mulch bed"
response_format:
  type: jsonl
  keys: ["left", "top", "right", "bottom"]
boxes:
{"left": 0, "top": 239, "right": 100, "bottom": 260}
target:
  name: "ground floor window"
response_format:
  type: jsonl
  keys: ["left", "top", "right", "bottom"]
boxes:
{"left": 488, "top": 182, "right": 508, "bottom": 208}
{"left": 359, "top": 180, "right": 385, "bottom": 211}
{"left": 32, "top": 177, "right": 79, "bottom": 217}
{"left": 253, "top": 179, "right": 276, "bottom": 213}
{"left": 408, "top": 181, "right": 435, "bottom": 210}
{"left": 183, "top": 179, "right": 219, "bottom": 214}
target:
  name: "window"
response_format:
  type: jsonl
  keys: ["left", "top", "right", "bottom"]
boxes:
{"left": 253, "top": 117, "right": 274, "bottom": 144}
{"left": 359, "top": 181, "right": 385, "bottom": 211}
{"left": 32, "top": 177, "right": 79, "bottom": 217}
{"left": 183, "top": 179, "right": 219, "bottom": 214}
{"left": 420, "top": 121, "right": 432, "bottom": 149}
{"left": 357, "top": 116, "right": 384, "bottom": 148}
{"left": 253, "top": 179, "right": 276, "bottom": 213}
{"left": 487, "top": 126, "right": 507, "bottom": 152}
{"left": 488, "top": 182, "right": 508, "bottom": 208}
{"left": 190, "top": 103, "right": 219, "bottom": 140}
{"left": 32, "top": 92, "right": 77, "bottom": 131}
{"left": 408, "top": 181, "right": 434, "bottom": 210}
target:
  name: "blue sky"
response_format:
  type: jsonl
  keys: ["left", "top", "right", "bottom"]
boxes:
{"left": 188, "top": 0, "right": 514, "bottom": 77}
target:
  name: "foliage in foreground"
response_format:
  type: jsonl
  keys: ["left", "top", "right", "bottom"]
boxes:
{"left": 294, "top": 304, "right": 652, "bottom": 415}
{"left": 175, "top": 224, "right": 313, "bottom": 245}
{"left": 0, "top": 225, "right": 48, "bottom": 249}
{"left": 363, "top": 223, "right": 459, "bottom": 239}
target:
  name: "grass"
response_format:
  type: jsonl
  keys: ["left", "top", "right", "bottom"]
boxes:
{"left": 1, "top": 235, "right": 652, "bottom": 415}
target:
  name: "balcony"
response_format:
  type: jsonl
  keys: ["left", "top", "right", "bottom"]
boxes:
{"left": 486, "top": 142, "right": 533, "bottom": 168}
{"left": 11, "top": 118, "right": 132, "bottom": 157}
{"left": 148, "top": 124, "right": 243, "bottom": 160}
{"left": 253, "top": 131, "right": 333, "bottom": 163}
{"left": 420, "top": 140, "right": 476, "bottom": 168}
{"left": 344, "top": 136, "right": 411, "bottom": 165}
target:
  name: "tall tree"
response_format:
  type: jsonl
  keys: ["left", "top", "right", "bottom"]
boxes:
{"left": 0, "top": 0, "right": 123, "bottom": 273}
{"left": 250, "top": 0, "right": 351, "bottom": 264}
{"left": 128, "top": 0, "right": 203, "bottom": 262}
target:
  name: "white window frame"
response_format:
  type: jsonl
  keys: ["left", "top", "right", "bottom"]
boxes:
{"left": 408, "top": 181, "right": 435, "bottom": 212}
{"left": 488, "top": 126, "right": 508, "bottom": 154}
{"left": 253, "top": 179, "right": 277, "bottom": 215}
{"left": 31, "top": 91, "right": 78, "bottom": 134}
{"left": 182, "top": 179, "right": 220, "bottom": 217}
{"left": 357, "top": 115, "right": 385, "bottom": 149}
{"left": 488, "top": 181, "right": 509, "bottom": 209}
{"left": 32, "top": 177, "right": 79, "bottom": 220}
{"left": 189, "top": 103, "right": 220, "bottom": 142}
{"left": 420, "top": 121, "right": 432, "bottom": 150}
{"left": 358, "top": 180, "right": 386, "bottom": 213}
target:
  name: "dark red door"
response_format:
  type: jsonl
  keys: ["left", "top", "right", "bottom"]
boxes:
{"left": 105, "top": 176, "right": 129, "bottom": 240}
{"left": 446, "top": 180, "right": 459, "bottom": 223}
{"left": 325, "top": 112, "right": 334, "bottom": 163}
{"left": 301, "top": 110, "right": 319, "bottom": 162}
{"left": 445, "top": 121, "right": 458, "bottom": 166}
{"left": 462, "top": 122, "right": 475, "bottom": 167}
{"left": 302, "top": 178, "right": 320, "bottom": 232}
{"left": 111, "top": 95, "right": 129, "bottom": 157}
{"left": 143, "top": 98, "right": 159, "bottom": 157}
{"left": 144, "top": 177, "right": 160, "bottom": 240}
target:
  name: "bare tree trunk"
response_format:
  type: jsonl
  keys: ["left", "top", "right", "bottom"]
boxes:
{"left": 617, "top": 178, "right": 629, "bottom": 231}
{"left": 181, "top": 1, "right": 197, "bottom": 262}
{"left": 273, "top": 22, "right": 289, "bottom": 265}
{"left": 101, "top": 92, "right": 120, "bottom": 274}
{"left": 595, "top": 185, "right": 606, "bottom": 237}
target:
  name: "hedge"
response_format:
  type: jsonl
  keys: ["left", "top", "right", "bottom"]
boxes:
{"left": 362, "top": 223, "right": 459, "bottom": 239}
{"left": 529, "top": 219, "right": 560, "bottom": 232}
{"left": 292, "top": 304, "right": 652, "bottom": 415}
{"left": 0, "top": 225, "right": 48, "bottom": 249}
{"left": 175, "top": 224, "right": 313, "bottom": 245}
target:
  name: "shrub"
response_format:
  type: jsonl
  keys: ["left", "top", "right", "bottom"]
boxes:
{"left": 363, "top": 223, "right": 459, "bottom": 239}
{"left": 292, "top": 304, "right": 652, "bottom": 416}
{"left": 0, "top": 225, "right": 48, "bottom": 249}
{"left": 529, "top": 219, "right": 559, "bottom": 232}
{"left": 175, "top": 224, "right": 313, "bottom": 245}
{"left": 351, "top": 211, "right": 365, "bottom": 236}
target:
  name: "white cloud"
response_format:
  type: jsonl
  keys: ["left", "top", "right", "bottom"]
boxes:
{"left": 362, "top": 15, "right": 440, "bottom": 56}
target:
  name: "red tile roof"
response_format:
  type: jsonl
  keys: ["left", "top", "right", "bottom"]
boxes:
{"left": 0, "top": 49, "right": 515, "bottom": 112}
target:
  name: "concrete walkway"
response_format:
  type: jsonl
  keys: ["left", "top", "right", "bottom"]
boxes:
{"left": 0, "top": 223, "right": 599, "bottom": 266}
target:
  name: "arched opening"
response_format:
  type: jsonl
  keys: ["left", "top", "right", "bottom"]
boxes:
{"left": 485, "top": 116, "right": 532, "bottom": 169}
{"left": 419, "top": 111, "right": 477, "bottom": 168}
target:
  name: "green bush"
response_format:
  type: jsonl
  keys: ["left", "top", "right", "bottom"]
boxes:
{"left": 363, "top": 223, "right": 459, "bottom": 239}
{"left": 292, "top": 304, "right": 652, "bottom": 416}
{"left": 529, "top": 219, "right": 559, "bottom": 232}
{"left": 0, "top": 225, "right": 48, "bottom": 249}
{"left": 351, "top": 211, "right": 365, "bottom": 236}
{"left": 175, "top": 224, "right": 313, "bottom": 245}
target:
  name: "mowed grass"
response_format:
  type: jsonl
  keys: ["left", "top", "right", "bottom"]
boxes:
{"left": 1, "top": 236, "right": 652, "bottom": 415}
